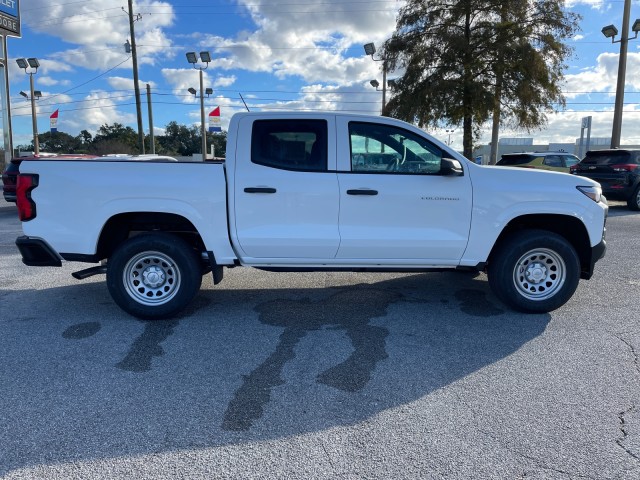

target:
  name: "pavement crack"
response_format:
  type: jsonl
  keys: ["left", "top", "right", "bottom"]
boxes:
{"left": 617, "top": 405, "right": 640, "bottom": 463}
{"left": 613, "top": 332, "right": 640, "bottom": 376}
{"left": 321, "top": 441, "right": 336, "bottom": 472}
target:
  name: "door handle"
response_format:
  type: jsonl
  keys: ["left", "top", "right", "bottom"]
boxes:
{"left": 346, "top": 189, "right": 378, "bottom": 196}
{"left": 244, "top": 187, "right": 277, "bottom": 194}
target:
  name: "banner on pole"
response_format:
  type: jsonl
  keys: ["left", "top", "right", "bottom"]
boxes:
{"left": 50, "top": 109, "right": 59, "bottom": 133}
{"left": 208, "top": 106, "right": 221, "bottom": 133}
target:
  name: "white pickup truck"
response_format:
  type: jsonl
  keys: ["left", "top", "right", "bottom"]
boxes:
{"left": 14, "top": 112, "right": 607, "bottom": 319}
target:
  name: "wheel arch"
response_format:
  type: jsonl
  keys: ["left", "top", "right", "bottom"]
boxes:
{"left": 96, "top": 212, "right": 205, "bottom": 260}
{"left": 488, "top": 214, "right": 593, "bottom": 279}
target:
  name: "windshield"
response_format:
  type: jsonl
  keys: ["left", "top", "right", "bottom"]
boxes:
{"left": 582, "top": 151, "right": 632, "bottom": 165}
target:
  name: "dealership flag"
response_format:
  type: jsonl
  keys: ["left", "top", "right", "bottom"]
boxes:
{"left": 50, "top": 109, "right": 59, "bottom": 133}
{"left": 208, "top": 106, "right": 221, "bottom": 133}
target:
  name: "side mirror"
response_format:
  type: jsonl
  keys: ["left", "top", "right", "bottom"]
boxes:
{"left": 440, "top": 157, "right": 464, "bottom": 176}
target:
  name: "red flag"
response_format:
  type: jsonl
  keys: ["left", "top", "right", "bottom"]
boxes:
{"left": 50, "top": 109, "right": 59, "bottom": 133}
{"left": 209, "top": 107, "right": 221, "bottom": 132}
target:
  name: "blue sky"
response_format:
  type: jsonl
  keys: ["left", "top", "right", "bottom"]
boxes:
{"left": 6, "top": 0, "right": 640, "bottom": 150}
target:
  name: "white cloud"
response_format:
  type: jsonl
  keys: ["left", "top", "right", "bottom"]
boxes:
{"left": 564, "top": 52, "right": 640, "bottom": 98}
{"left": 190, "top": 0, "right": 398, "bottom": 86}
{"left": 107, "top": 76, "right": 156, "bottom": 91}
{"left": 22, "top": 0, "right": 176, "bottom": 71}
{"left": 52, "top": 91, "right": 136, "bottom": 134}
{"left": 213, "top": 76, "right": 237, "bottom": 88}
{"left": 161, "top": 68, "right": 212, "bottom": 102}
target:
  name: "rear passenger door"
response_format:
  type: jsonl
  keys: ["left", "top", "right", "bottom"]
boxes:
{"left": 232, "top": 116, "right": 340, "bottom": 260}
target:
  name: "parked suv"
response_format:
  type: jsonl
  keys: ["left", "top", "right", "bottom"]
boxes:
{"left": 497, "top": 152, "right": 580, "bottom": 173}
{"left": 571, "top": 149, "right": 640, "bottom": 211}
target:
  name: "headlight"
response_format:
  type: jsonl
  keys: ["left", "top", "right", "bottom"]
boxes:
{"left": 577, "top": 185, "right": 602, "bottom": 203}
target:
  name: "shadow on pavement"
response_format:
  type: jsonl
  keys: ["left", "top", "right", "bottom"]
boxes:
{"left": 0, "top": 271, "right": 549, "bottom": 474}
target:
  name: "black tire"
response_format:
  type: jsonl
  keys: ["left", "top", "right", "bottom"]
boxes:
{"left": 627, "top": 185, "right": 640, "bottom": 211}
{"left": 488, "top": 230, "right": 580, "bottom": 313}
{"left": 107, "top": 233, "right": 202, "bottom": 319}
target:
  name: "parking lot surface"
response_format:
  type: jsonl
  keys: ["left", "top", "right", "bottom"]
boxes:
{"left": 1, "top": 197, "right": 639, "bottom": 479}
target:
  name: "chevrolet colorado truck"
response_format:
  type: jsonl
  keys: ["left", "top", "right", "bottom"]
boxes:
{"left": 14, "top": 112, "right": 607, "bottom": 319}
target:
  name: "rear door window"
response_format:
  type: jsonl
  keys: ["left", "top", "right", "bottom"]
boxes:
{"left": 543, "top": 155, "right": 563, "bottom": 167}
{"left": 251, "top": 120, "right": 328, "bottom": 171}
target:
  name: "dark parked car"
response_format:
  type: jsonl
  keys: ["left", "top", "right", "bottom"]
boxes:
{"left": 2, "top": 158, "right": 21, "bottom": 202}
{"left": 571, "top": 149, "right": 640, "bottom": 211}
{"left": 497, "top": 152, "right": 580, "bottom": 173}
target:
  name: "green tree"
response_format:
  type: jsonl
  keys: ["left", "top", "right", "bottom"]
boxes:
{"left": 208, "top": 132, "right": 227, "bottom": 158}
{"left": 90, "top": 123, "right": 138, "bottom": 154}
{"left": 383, "top": 0, "right": 579, "bottom": 159}
{"left": 156, "top": 121, "right": 200, "bottom": 156}
{"left": 37, "top": 131, "right": 83, "bottom": 153}
{"left": 155, "top": 122, "right": 228, "bottom": 158}
{"left": 78, "top": 130, "right": 93, "bottom": 146}
{"left": 485, "top": 0, "right": 579, "bottom": 163}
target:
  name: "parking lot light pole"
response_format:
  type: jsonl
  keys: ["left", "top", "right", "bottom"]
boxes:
{"left": 186, "top": 51, "right": 211, "bottom": 160}
{"left": 602, "top": 0, "right": 640, "bottom": 148}
{"left": 16, "top": 58, "right": 41, "bottom": 155}
{"left": 363, "top": 43, "right": 387, "bottom": 116}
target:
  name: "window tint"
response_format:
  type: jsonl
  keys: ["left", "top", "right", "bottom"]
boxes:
{"left": 543, "top": 155, "right": 563, "bottom": 167}
{"left": 251, "top": 120, "right": 327, "bottom": 171}
{"left": 582, "top": 151, "right": 633, "bottom": 165}
{"left": 563, "top": 155, "right": 580, "bottom": 167}
{"left": 497, "top": 155, "right": 535, "bottom": 166}
{"left": 349, "top": 122, "right": 444, "bottom": 174}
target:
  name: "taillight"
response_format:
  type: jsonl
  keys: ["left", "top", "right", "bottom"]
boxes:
{"left": 16, "top": 174, "right": 39, "bottom": 221}
{"left": 612, "top": 164, "right": 638, "bottom": 172}
{"left": 569, "top": 164, "right": 579, "bottom": 174}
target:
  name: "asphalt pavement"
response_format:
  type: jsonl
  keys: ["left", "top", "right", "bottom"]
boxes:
{"left": 1, "top": 197, "right": 639, "bottom": 479}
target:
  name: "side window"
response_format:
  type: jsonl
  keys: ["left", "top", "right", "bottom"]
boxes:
{"left": 349, "top": 122, "right": 444, "bottom": 174}
{"left": 543, "top": 155, "right": 563, "bottom": 167}
{"left": 563, "top": 156, "right": 580, "bottom": 168}
{"left": 251, "top": 119, "right": 327, "bottom": 171}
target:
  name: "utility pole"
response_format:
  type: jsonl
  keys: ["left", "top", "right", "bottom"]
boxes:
{"left": 146, "top": 83, "right": 155, "bottom": 154}
{"left": 1, "top": 36, "right": 13, "bottom": 165}
{"left": 611, "top": 0, "right": 631, "bottom": 149}
{"left": 602, "top": 0, "right": 640, "bottom": 148}
{"left": 126, "top": 0, "right": 145, "bottom": 154}
{"left": 28, "top": 73, "right": 39, "bottom": 155}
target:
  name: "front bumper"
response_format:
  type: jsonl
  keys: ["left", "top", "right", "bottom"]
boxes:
{"left": 16, "top": 236, "right": 63, "bottom": 267}
{"left": 581, "top": 237, "right": 606, "bottom": 280}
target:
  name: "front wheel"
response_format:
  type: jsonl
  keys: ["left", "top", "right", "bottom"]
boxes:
{"left": 627, "top": 185, "right": 640, "bottom": 211}
{"left": 488, "top": 230, "right": 580, "bottom": 313}
{"left": 107, "top": 233, "right": 202, "bottom": 319}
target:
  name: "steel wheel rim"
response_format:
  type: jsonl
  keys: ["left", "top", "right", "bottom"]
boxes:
{"left": 512, "top": 248, "right": 566, "bottom": 301}
{"left": 123, "top": 251, "right": 181, "bottom": 306}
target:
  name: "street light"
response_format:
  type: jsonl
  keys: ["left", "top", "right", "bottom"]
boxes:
{"left": 363, "top": 42, "right": 387, "bottom": 115}
{"left": 601, "top": 0, "right": 640, "bottom": 148}
{"left": 16, "top": 57, "right": 41, "bottom": 155}
{"left": 186, "top": 51, "right": 212, "bottom": 159}
{"left": 445, "top": 129, "right": 455, "bottom": 146}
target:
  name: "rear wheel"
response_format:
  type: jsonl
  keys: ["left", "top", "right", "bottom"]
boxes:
{"left": 627, "top": 185, "right": 640, "bottom": 211}
{"left": 488, "top": 230, "right": 580, "bottom": 313}
{"left": 107, "top": 233, "right": 202, "bottom": 319}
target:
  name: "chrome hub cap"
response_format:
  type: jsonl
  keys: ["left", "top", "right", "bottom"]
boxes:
{"left": 123, "top": 251, "right": 181, "bottom": 306}
{"left": 513, "top": 248, "right": 566, "bottom": 301}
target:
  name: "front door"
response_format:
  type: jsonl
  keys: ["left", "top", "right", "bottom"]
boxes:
{"left": 335, "top": 118, "right": 473, "bottom": 264}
